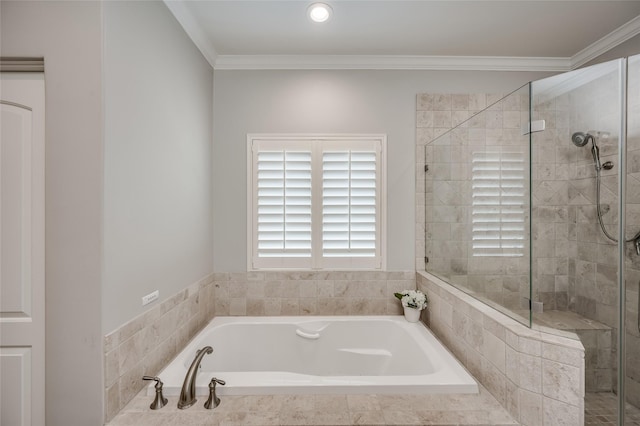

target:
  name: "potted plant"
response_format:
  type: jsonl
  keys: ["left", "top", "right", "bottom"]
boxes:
{"left": 394, "top": 290, "right": 428, "bottom": 323}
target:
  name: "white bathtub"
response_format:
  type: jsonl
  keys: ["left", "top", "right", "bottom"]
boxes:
{"left": 150, "top": 316, "right": 478, "bottom": 396}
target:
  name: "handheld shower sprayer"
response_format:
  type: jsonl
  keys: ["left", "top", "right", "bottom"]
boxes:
{"left": 571, "top": 131, "right": 591, "bottom": 147}
{"left": 591, "top": 143, "right": 602, "bottom": 171}
{"left": 571, "top": 131, "right": 605, "bottom": 171}
{"left": 571, "top": 130, "right": 640, "bottom": 252}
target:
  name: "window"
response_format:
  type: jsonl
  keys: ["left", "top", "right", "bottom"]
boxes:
{"left": 471, "top": 149, "right": 525, "bottom": 257}
{"left": 248, "top": 134, "right": 386, "bottom": 270}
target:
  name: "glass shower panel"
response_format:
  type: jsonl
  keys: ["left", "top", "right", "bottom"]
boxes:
{"left": 419, "top": 56, "right": 640, "bottom": 425}
{"left": 423, "top": 86, "right": 532, "bottom": 327}
{"left": 625, "top": 53, "right": 640, "bottom": 425}
{"left": 531, "top": 58, "right": 624, "bottom": 423}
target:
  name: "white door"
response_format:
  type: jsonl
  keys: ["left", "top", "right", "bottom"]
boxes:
{"left": 0, "top": 74, "right": 45, "bottom": 426}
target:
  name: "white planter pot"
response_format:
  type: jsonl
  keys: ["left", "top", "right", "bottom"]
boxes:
{"left": 403, "top": 306, "right": 422, "bottom": 323}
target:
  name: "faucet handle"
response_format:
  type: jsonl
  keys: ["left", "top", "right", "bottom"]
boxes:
{"left": 204, "top": 377, "right": 225, "bottom": 409}
{"left": 142, "top": 376, "right": 168, "bottom": 410}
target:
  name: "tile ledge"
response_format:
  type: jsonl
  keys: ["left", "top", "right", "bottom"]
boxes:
{"left": 418, "top": 270, "right": 584, "bottom": 352}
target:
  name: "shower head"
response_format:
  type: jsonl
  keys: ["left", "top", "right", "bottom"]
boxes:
{"left": 571, "top": 131, "right": 592, "bottom": 147}
{"left": 572, "top": 131, "right": 603, "bottom": 171}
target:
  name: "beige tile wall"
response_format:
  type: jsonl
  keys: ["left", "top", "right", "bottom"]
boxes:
{"left": 103, "top": 274, "right": 215, "bottom": 423}
{"left": 211, "top": 271, "right": 414, "bottom": 316}
{"left": 530, "top": 91, "right": 574, "bottom": 311}
{"left": 416, "top": 92, "right": 531, "bottom": 313}
{"left": 418, "top": 271, "right": 585, "bottom": 426}
{"left": 533, "top": 61, "right": 638, "bottom": 396}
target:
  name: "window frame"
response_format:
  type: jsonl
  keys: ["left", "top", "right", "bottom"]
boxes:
{"left": 247, "top": 134, "right": 387, "bottom": 271}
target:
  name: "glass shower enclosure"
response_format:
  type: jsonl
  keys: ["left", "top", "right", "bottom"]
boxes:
{"left": 422, "top": 55, "right": 640, "bottom": 424}
{"left": 422, "top": 84, "right": 532, "bottom": 326}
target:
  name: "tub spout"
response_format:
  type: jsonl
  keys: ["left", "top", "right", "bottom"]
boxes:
{"left": 178, "top": 346, "right": 213, "bottom": 409}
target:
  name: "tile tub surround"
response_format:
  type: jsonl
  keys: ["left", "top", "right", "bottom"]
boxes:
{"left": 107, "top": 384, "right": 517, "bottom": 426}
{"left": 103, "top": 274, "right": 215, "bottom": 423}
{"left": 418, "top": 271, "right": 586, "bottom": 426}
{"left": 104, "top": 271, "right": 413, "bottom": 421}
{"left": 211, "top": 271, "right": 415, "bottom": 316}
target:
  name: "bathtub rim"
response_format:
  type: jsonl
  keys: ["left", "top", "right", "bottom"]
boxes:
{"left": 148, "top": 315, "right": 478, "bottom": 396}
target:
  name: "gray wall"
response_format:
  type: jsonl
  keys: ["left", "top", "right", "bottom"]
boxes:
{"left": 1, "top": 1, "right": 104, "bottom": 424}
{"left": 1, "top": 0, "right": 214, "bottom": 423}
{"left": 103, "top": 1, "right": 214, "bottom": 333}
{"left": 212, "top": 70, "right": 552, "bottom": 272}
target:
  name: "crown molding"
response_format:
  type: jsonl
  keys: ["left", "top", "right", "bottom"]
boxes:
{"left": 533, "top": 59, "right": 619, "bottom": 99}
{"left": 213, "top": 55, "right": 572, "bottom": 71}
{"left": 571, "top": 14, "right": 640, "bottom": 69}
{"left": 165, "top": 0, "right": 637, "bottom": 72}
{"left": 163, "top": 0, "right": 217, "bottom": 68}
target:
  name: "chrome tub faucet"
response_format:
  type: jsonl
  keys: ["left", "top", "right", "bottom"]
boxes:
{"left": 178, "top": 346, "right": 213, "bottom": 409}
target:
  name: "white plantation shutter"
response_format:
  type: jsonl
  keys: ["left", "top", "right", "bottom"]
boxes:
{"left": 322, "top": 151, "right": 377, "bottom": 258}
{"left": 249, "top": 136, "right": 385, "bottom": 270}
{"left": 257, "top": 151, "right": 312, "bottom": 258}
{"left": 471, "top": 150, "right": 525, "bottom": 257}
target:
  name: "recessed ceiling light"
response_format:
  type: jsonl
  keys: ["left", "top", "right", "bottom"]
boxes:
{"left": 308, "top": 3, "right": 332, "bottom": 23}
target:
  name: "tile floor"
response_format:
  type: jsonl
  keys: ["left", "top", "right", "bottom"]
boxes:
{"left": 106, "top": 384, "right": 518, "bottom": 426}
{"left": 106, "top": 383, "right": 640, "bottom": 425}
{"left": 585, "top": 392, "right": 640, "bottom": 425}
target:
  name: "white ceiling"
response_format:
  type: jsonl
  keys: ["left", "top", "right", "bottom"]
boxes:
{"left": 165, "top": 0, "right": 640, "bottom": 71}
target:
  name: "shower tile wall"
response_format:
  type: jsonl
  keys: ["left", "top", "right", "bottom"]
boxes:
{"left": 529, "top": 92, "right": 572, "bottom": 312}
{"left": 531, "top": 68, "right": 622, "bottom": 394}
{"left": 534, "top": 76, "right": 621, "bottom": 322}
{"left": 416, "top": 93, "right": 530, "bottom": 313}
{"left": 532, "top": 59, "right": 640, "bottom": 398}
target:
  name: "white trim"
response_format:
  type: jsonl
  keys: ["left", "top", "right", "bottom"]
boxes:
{"left": 163, "top": 0, "right": 218, "bottom": 68}
{"left": 311, "top": 141, "right": 323, "bottom": 270}
{"left": 214, "top": 55, "right": 571, "bottom": 71}
{"left": 532, "top": 59, "right": 622, "bottom": 99}
{"left": 165, "top": 0, "right": 640, "bottom": 73}
{"left": 379, "top": 135, "right": 388, "bottom": 271}
{"left": 571, "top": 15, "right": 640, "bottom": 70}
{"left": 247, "top": 135, "right": 253, "bottom": 271}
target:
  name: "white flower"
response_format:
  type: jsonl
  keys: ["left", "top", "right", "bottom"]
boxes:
{"left": 394, "top": 289, "right": 428, "bottom": 310}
